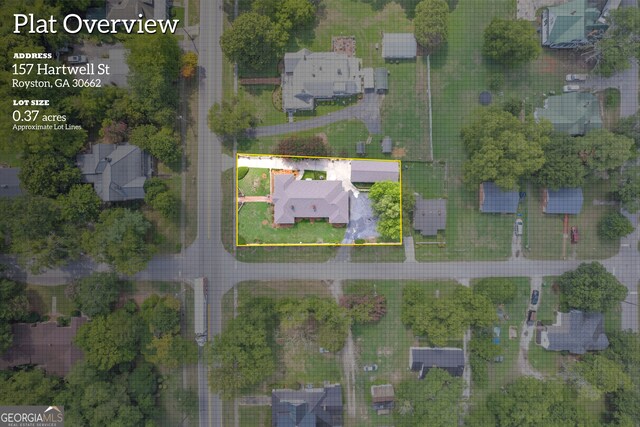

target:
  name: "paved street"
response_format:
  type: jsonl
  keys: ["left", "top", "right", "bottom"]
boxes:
{"left": 582, "top": 59, "right": 639, "bottom": 118}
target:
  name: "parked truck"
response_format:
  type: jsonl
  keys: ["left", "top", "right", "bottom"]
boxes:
{"left": 194, "top": 277, "right": 208, "bottom": 346}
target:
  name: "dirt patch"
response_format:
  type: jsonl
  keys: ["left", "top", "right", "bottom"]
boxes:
{"left": 315, "top": 132, "right": 328, "bottom": 145}
{"left": 538, "top": 54, "right": 561, "bottom": 73}
{"left": 392, "top": 147, "right": 406, "bottom": 158}
{"left": 261, "top": 220, "right": 268, "bottom": 225}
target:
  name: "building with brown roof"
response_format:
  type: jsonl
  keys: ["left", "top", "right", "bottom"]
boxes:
{"left": 272, "top": 175, "right": 350, "bottom": 225}
{"left": 0, "top": 317, "right": 87, "bottom": 376}
{"left": 370, "top": 384, "right": 395, "bottom": 415}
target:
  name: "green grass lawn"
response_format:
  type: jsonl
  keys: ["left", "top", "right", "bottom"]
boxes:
{"left": 26, "top": 285, "right": 77, "bottom": 316}
{"left": 239, "top": 406, "right": 271, "bottom": 427}
{"left": 538, "top": 278, "right": 561, "bottom": 324}
{"left": 350, "top": 245, "right": 405, "bottom": 262}
{"left": 526, "top": 179, "right": 620, "bottom": 260}
{"left": 244, "top": 85, "right": 288, "bottom": 127}
{"left": 468, "top": 278, "right": 531, "bottom": 411}
{"left": 144, "top": 174, "right": 183, "bottom": 255}
{"left": 170, "top": 6, "right": 185, "bottom": 27}
{"left": 238, "top": 202, "right": 346, "bottom": 245}
{"left": 301, "top": 170, "right": 327, "bottom": 180}
{"left": 527, "top": 343, "right": 562, "bottom": 377}
{"left": 238, "top": 168, "right": 270, "bottom": 196}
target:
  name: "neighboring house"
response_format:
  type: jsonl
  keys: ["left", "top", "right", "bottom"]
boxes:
{"left": 370, "top": 384, "right": 395, "bottom": 415}
{"left": 272, "top": 174, "right": 350, "bottom": 225}
{"left": 381, "top": 136, "right": 392, "bottom": 154}
{"left": 413, "top": 196, "right": 446, "bottom": 237}
{"left": 409, "top": 347, "right": 465, "bottom": 378}
{"left": 540, "top": 310, "right": 609, "bottom": 354}
{"left": 271, "top": 384, "right": 343, "bottom": 427}
{"left": 374, "top": 68, "right": 389, "bottom": 94}
{"left": 0, "top": 317, "right": 87, "bottom": 376}
{"left": 382, "top": 33, "right": 418, "bottom": 59}
{"left": 282, "top": 49, "right": 363, "bottom": 113}
{"left": 0, "top": 168, "right": 23, "bottom": 198}
{"left": 479, "top": 182, "right": 519, "bottom": 214}
{"left": 542, "top": 187, "right": 583, "bottom": 214}
{"left": 534, "top": 92, "right": 602, "bottom": 136}
{"left": 106, "top": 0, "right": 167, "bottom": 20}
{"left": 77, "top": 143, "right": 153, "bottom": 202}
{"left": 350, "top": 160, "right": 399, "bottom": 183}
{"left": 541, "top": 0, "right": 607, "bottom": 48}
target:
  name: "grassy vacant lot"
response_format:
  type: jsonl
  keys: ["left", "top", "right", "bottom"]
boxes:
{"left": 347, "top": 280, "right": 462, "bottom": 427}
{"left": 26, "top": 285, "right": 77, "bottom": 316}
{"left": 238, "top": 202, "right": 346, "bottom": 245}
{"left": 468, "top": 278, "right": 530, "bottom": 411}
{"left": 525, "top": 179, "right": 620, "bottom": 260}
{"left": 537, "top": 279, "right": 561, "bottom": 324}
{"left": 238, "top": 168, "right": 270, "bottom": 196}
{"left": 239, "top": 406, "right": 271, "bottom": 427}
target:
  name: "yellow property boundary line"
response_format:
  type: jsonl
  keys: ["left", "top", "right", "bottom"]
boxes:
{"left": 235, "top": 153, "right": 403, "bottom": 247}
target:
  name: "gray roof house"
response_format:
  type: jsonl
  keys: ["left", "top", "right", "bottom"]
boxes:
{"left": 77, "top": 143, "right": 153, "bottom": 202}
{"left": 413, "top": 196, "right": 446, "bottom": 236}
{"left": 382, "top": 33, "right": 418, "bottom": 59}
{"left": 272, "top": 384, "right": 343, "bottom": 427}
{"left": 350, "top": 160, "right": 399, "bottom": 183}
{"left": 479, "top": 182, "right": 519, "bottom": 214}
{"left": 543, "top": 188, "right": 583, "bottom": 214}
{"left": 0, "top": 168, "right": 23, "bottom": 198}
{"left": 106, "top": 0, "right": 167, "bottom": 20}
{"left": 540, "top": 310, "right": 609, "bottom": 354}
{"left": 282, "top": 49, "right": 363, "bottom": 112}
{"left": 381, "top": 136, "right": 392, "bottom": 154}
{"left": 272, "top": 174, "right": 350, "bottom": 225}
{"left": 410, "top": 347, "right": 465, "bottom": 379}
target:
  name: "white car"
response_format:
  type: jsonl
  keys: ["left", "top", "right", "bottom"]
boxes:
{"left": 515, "top": 219, "right": 523, "bottom": 236}
{"left": 565, "top": 74, "right": 587, "bottom": 82}
{"left": 67, "top": 55, "right": 88, "bottom": 64}
{"left": 563, "top": 84, "right": 580, "bottom": 93}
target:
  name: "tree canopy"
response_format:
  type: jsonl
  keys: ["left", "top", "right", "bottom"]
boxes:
{"left": 208, "top": 90, "right": 258, "bottom": 140}
{"left": 19, "top": 153, "right": 81, "bottom": 198}
{"left": 590, "top": 7, "right": 640, "bottom": 76}
{"left": 220, "top": 12, "right": 287, "bottom": 71}
{"left": 570, "top": 354, "right": 632, "bottom": 401}
{"left": 617, "top": 167, "right": 640, "bottom": 213}
{"left": 129, "top": 124, "right": 181, "bottom": 165}
{"left": 0, "top": 279, "right": 28, "bottom": 354}
{"left": 275, "top": 135, "right": 332, "bottom": 157}
{"left": 598, "top": 212, "right": 634, "bottom": 240}
{"left": 0, "top": 369, "right": 62, "bottom": 405}
{"left": 369, "top": 181, "right": 402, "bottom": 242}
{"left": 82, "top": 208, "right": 154, "bottom": 275}
{"left": 576, "top": 129, "right": 634, "bottom": 173}
{"left": 535, "top": 134, "right": 586, "bottom": 189}
{"left": 140, "top": 294, "right": 181, "bottom": 337}
{"left": 68, "top": 273, "right": 122, "bottom": 318}
{"left": 461, "top": 108, "right": 550, "bottom": 189}
{"left": 57, "top": 184, "right": 101, "bottom": 224}
{"left": 558, "top": 262, "right": 628, "bottom": 312}
{"left": 482, "top": 18, "right": 541, "bottom": 66}
{"left": 394, "top": 368, "right": 463, "bottom": 427}
{"left": 413, "top": 0, "right": 449, "bottom": 52}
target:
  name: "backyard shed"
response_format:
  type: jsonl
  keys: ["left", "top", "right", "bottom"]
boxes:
{"left": 413, "top": 196, "right": 446, "bottom": 236}
{"left": 374, "top": 68, "right": 388, "bottom": 93}
{"left": 356, "top": 142, "right": 365, "bottom": 156}
{"left": 370, "top": 384, "right": 395, "bottom": 415}
{"left": 363, "top": 68, "right": 374, "bottom": 91}
{"left": 479, "top": 182, "right": 519, "bottom": 214}
{"left": 350, "top": 160, "right": 399, "bottom": 183}
{"left": 381, "top": 33, "right": 417, "bottom": 59}
{"left": 381, "top": 136, "right": 392, "bottom": 154}
{"left": 542, "top": 188, "right": 583, "bottom": 214}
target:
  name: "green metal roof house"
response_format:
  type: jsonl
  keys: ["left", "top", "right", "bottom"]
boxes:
{"left": 541, "top": 0, "right": 607, "bottom": 48}
{"left": 534, "top": 92, "right": 602, "bottom": 136}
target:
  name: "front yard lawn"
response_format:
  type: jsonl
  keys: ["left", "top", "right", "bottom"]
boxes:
{"left": 350, "top": 245, "right": 405, "bottom": 262}
{"left": 239, "top": 406, "right": 271, "bottom": 427}
{"left": 238, "top": 202, "right": 346, "bottom": 245}
{"left": 238, "top": 168, "right": 270, "bottom": 197}
{"left": 26, "top": 284, "right": 77, "bottom": 317}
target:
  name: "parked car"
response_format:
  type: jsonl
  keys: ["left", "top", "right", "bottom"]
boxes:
{"left": 530, "top": 290, "right": 539, "bottom": 305}
{"left": 563, "top": 84, "right": 580, "bottom": 93}
{"left": 67, "top": 55, "right": 88, "bottom": 64}
{"left": 363, "top": 364, "right": 378, "bottom": 372}
{"left": 319, "top": 347, "right": 330, "bottom": 354}
{"left": 566, "top": 74, "right": 587, "bottom": 82}
{"left": 527, "top": 310, "right": 537, "bottom": 326}
{"left": 515, "top": 218, "right": 523, "bottom": 236}
{"left": 571, "top": 226, "right": 579, "bottom": 244}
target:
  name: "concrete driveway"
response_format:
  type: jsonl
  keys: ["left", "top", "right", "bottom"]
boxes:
{"left": 582, "top": 59, "right": 639, "bottom": 118}
{"left": 342, "top": 193, "right": 379, "bottom": 243}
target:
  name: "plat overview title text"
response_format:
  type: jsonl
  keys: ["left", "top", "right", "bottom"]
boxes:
{"left": 14, "top": 13, "right": 179, "bottom": 35}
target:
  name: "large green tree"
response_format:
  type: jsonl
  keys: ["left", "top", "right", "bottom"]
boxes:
{"left": 208, "top": 316, "right": 275, "bottom": 398}
{"left": 413, "top": 0, "right": 449, "bottom": 52}
{"left": 69, "top": 273, "right": 122, "bottom": 318}
{"left": 82, "top": 208, "right": 154, "bottom": 275}
{"left": 125, "top": 32, "right": 181, "bottom": 119}
{"left": 0, "top": 279, "right": 28, "bottom": 353}
{"left": 369, "top": 181, "right": 402, "bottom": 242}
{"left": 598, "top": 212, "right": 634, "bottom": 240}
{"left": 617, "top": 167, "right": 640, "bottom": 213}
{"left": 558, "top": 262, "right": 628, "bottom": 312}
{"left": 19, "top": 153, "right": 81, "bottom": 198}
{"left": 535, "top": 134, "right": 586, "bottom": 189}
{"left": 394, "top": 368, "right": 463, "bottom": 427}
{"left": 0, "top": 369, "right": 62, "bottom": 405}
{"left": 220, "top": 12, "right": 287, "bottom": 71}
{"left": 140, "top": 294, "right": 181, "bottom": 337}
{"left": 461, "top": 109, "right": 550, "bottom": 189}
{"left": 482, "top": 18, "right": 541, "bottom": 66}
{"left": 57, "top": 184, "right": 101, "bottom": 223}
{"left": 590, "top": 7, "right": 640, "bottom": 76}
{"left": 577, "top": 129, "right": 634, "bottom": 173}
{"left": 275, "top": 135, "right": 331, "bottom": 157}
{"left": 571, "top": 354, "right": 632, "bottom": 401}
{"left": 208, "top": 90, "right": 258, "bottom": 140}
{"left": 75, "top": 308, "right": 146, "bottom": 371}
{"left": 129, "top": 124, "right": 181, "bottom": 165}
